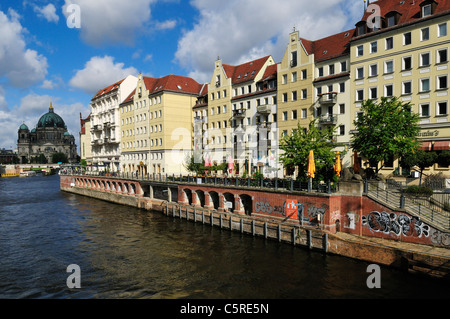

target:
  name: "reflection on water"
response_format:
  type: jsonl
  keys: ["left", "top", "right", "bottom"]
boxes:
{"left": 0, "top": 174, "right": 449, "bottom": 299}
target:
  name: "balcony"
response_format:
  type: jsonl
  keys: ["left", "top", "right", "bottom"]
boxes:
{"left": 256, "top": 105, "right": 271, "bottom": 115}
{"left": 257, "top": 122, "right": 272, "bottom": 131}
{"left": 318, "top": 92, "right": 337, "bottom": 105}
{"left": 232, "top": 108, "right": 246, "bottom": 119}
{"left": 318, "top": 114, "right": 338, "bottom": 125}
{"left": 91, "top": 124, "right": 103, "bottom": 132}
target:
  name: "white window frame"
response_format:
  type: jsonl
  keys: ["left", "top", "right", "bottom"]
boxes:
{"left": 420, "top": 77, "right": 430, "bottom": 92}
{"left": 436, "top": 101, "right": 448, "bottom": 116}
{"left": 357, "top": 45, "right": 364, "bottom": 57}
{"left": 437, "top": 75, "right": 448, "bottom": 90}
{"left": 420, "top": 52, "right": 431, "bottom": 67}
{"left": 384, "top": 84, "right": 394, "bottom": 97}
{"left": 419, "top": 103, "right": 430, "bottom": 117}
{"left": 438, "top": 23, "right": 447, "bottom": 37}
{"left": 356, "top": 89, "right": 364, "bottom": 101}
{"left": 402, "top": 81, "right": 412, "bottom": 95}
{"left": 384, "top": 60, "right": 394, "bottom": 74}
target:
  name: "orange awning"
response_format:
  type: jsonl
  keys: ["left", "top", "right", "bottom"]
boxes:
{"left": 433, "top": 141, "right": 450, "bottom": 151}
{"left": 419, "top": 142, "right": 432, "bottom": 151}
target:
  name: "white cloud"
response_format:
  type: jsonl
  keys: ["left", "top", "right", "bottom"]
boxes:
{"left": 0, "top": 9, "right": 48, "bottom": 87}
{"left": 0, "top": 86, "right": 7, "bottom": 111}
{"left": 69, "top": 55, "right": 138, "bottom": 95}
{"left": 175, "top": 0, "right": 361, "bottom": 83}
{"left": 154, "top": 19, "right": 177, "bottom": 30}
{"left": 34, "top": 4, "right": 59, "bottom": 23}
{"left": 62, "top": 0, "right": 156, "bottom": 46}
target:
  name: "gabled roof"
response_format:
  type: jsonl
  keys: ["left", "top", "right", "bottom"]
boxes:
{"left": 121, "top": 89, "right": 135, "bottom": 105}
{"left": 92, "top": 79, "right": 125, "bottom": 100}
{"left": 222, "top": 55, "right": 273, "bottom": 85}
{"left": 298, "top": 29, "right": 354, "bottom": 63}
{"left": 355, "top": 0, "right": 450, "bottom": 39}
{"left": 259, "top": 63, "right": 278, "bottom": 82}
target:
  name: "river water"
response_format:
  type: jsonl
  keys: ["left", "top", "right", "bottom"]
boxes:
{"left": 0, "top": 174, "right": 448, "bottom": 300}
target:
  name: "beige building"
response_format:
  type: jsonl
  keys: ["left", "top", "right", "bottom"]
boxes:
{"left": 120, "top": 74, "right": 203, "bottom": 176}
{"left": 350, "top": 0, "right": 450, "bottom": 176}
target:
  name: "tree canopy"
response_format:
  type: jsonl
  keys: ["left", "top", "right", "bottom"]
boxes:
{"left": 351, "top": 97, "right": 420, "bottom": 174}
{"left": 279, "top": 119, "right": 337, "bottom": 180}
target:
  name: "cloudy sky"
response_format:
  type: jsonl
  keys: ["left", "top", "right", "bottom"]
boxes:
{"left": 0, "top": 0, "right": 364, "bottom": 151}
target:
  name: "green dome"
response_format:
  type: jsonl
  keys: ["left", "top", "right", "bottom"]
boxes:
{"left": 19, "top": 123, "right": 29, "bottom": 131}
{"left": 37, "top": 104, "right": 65, "bottom": 128}
{"left": 31, "top": 128, "right": 36, "bottom": 133}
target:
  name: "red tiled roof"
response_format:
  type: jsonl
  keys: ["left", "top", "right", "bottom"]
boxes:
{"left": 355, "top": 0, "right": 450, "bottom": 38}
{"left": 145, "top": 75, "right": 203, "bottom": 95}
{"left": 92, "top": 79, "right": 125, "bottom": 100}
{"left": 260, "top": 63, "right": 277, "bottom": 81}
{"left": 299, "top": 29, "right": 354, "bottom": 62}
{"left": 121, "top": 89, "right": 135, "bottom": 105}
{"left": 222, "top": 56, "right": 273, "bottom": 84}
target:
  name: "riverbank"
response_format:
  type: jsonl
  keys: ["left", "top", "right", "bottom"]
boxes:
{"left": 60, "top": 177, "right": 450, "bottom": 280}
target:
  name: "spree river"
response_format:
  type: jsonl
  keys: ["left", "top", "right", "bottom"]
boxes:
{"left": 0, "top": 174, "right": 448, "bottom": 300}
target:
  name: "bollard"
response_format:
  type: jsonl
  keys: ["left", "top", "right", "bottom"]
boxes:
{"left": 252, "top": 220, "right": 255, "bottom": 236}
{"left": 307, "top": 230, "right": 312, "bottom": 249}
{"left": 278, "top": 224, "right": 281, "bottom": 242}
{"left": 264, "top": 222, "right": 268, "bottom": 239}
{"left": 323, "top": 233, "right": 328, "bottom": 252}
{"left": 240, "top": 218, "right": 243, "bottom": 233}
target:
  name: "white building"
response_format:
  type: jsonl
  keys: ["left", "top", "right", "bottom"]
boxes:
{"left": 90, "top": 75, "right": 138, "bottom": 171}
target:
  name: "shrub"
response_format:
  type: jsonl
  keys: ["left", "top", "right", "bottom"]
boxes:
{"left": 404, "top": 185, "right": 433, "bottom": 197}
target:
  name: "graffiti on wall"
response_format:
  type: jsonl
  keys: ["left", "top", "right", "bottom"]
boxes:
{"left": 362, "top": 211, "right": 430, "bottom": 238}
{"left": 430, "top": 229, "right": 450, "bottom": 247}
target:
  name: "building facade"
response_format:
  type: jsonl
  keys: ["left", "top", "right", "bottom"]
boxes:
{"left": 90, "top": 75, "right": 138, "bottom": 172}
{"left": 79, "top": 113, "right": 92, "bottom": 165}
{"left": 350, "top": 0, "right": 450, "bottom": 176}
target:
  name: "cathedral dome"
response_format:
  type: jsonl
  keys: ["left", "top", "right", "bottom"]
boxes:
{"left": 19, "top": 123, "right": 29, "bottom": 131}
{"left": 37, "top": 103, "right": 66, "bottom": 128}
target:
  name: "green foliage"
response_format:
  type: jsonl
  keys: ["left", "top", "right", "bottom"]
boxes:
{"left": 437, "top": 151, "right": 450, "bottom": 167}
{"left": 351, "top": 97, "right": 420, "bottom": 174}
{"left": 252, "top": 171, "right": 264, "bottom": 180}
{"left": 404, "top": 185, "right": 433, "bottom": 197}
{"left": 30, "top": 154, "right": 48, "bottom": 164}
{"left": 183, "top": 153, "right": 205, "bottom": 174}
{"left": 400, "top": 150, "right": 437, "bottom": 185}
{"left": 51, "top": 152, "right": 68, "bottom": 164}
{"left": 80, "top": 159, "right": 87, "bottom": 166}
{"left": 279, "top": 119, "right": 337, "bottom": 180}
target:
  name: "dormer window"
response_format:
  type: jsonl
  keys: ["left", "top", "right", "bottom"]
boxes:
{"left": 385, "top": 11, "right": 401, "bottom": 28}
{"left": 419, "top": 0, "right": 437, "bottom": 18}
{"left": 356, "top": 21, "right": 366, "bottom": 36}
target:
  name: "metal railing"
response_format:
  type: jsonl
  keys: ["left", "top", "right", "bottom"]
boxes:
{"left": 365, "top": 180, "right": 450, "bottom": 231}
{"left": 60, "top": 169, "right": 339, "bottom": 194}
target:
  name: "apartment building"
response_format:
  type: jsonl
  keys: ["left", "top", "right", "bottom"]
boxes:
{"left": 120, "top": 73, "right": 203, "bottom": 175}
{"left": 207, "top": 55, "right": 277, "bottom": 176}
{"left": 350, "top": 0, "right": 450, "bottom": 175}
{"left": 90, "top": 75, "right": 138, "bottom": 171}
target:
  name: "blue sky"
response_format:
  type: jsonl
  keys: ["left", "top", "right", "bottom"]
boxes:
{"left": 0, "top": 0, "right": 363, "bottom": 151}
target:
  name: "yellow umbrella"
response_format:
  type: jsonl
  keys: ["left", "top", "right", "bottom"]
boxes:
{"left": 307, "top": 150, "right": 315, "bottom": 179}
{"left": 334, "top": 151, "right": 341, "bottom": 177}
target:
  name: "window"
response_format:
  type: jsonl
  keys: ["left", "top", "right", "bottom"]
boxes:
{"left": 317, "top": 87, "right": 322, "bottom": 96}
{"left": 302, "top": 69, "right": 307, "bottom": 79}
{"left": 420, "top": 78, "right": 430, "bottom": 92}
{"left": 421, "top": 28, "right": 429, "bottom": 41}
{"left": 341, "top": 61, "right": 347, "bottom": 72}
{"left": 339, "top": 125, "right": 345, "bottom": 136}
{"left": 339, "top": 104, "right": 345, "bottom": 114}
{"left": 292, "top": 72, "right": 297, "bottom": 82}
{"left": 356, "top": 89, "right": 364, "bottom": 101}
{"left": 357, "top": 67, "right": 364, "bottom": 79}
{"left": 329, "top": 64, "right": 335, "bottom": 75}
{"left": 437, "top": 75, "right": 448, "bottom": 90}
{"left": 357, "top": 45, "right": 364, "bottom": 57}
{"left": 318, "top": 67, "right": 324, "bottom": 77}
{"left": 402, "top": 56, "right": 412, "bottom": 70}
{"left": 437, "top": 49, "right": 448, "bottom": 63}
{"left": 402, "top": 81, "right": 412, "bottom": 95}
{"left": 301, "top": 108, "right": 307, "bottom": 118}
{"left": 339, "top": 82, "right": 345, "bottom": 93}
{"left": 386, "top": 37, "right": 393, "bottom": 50}
{"left": 385, "top": 84, "right": 393, "bottom": 97}
{"left": 282, "top": 74, "right": 287, "bottom": 84}
{"left": 438, "top": 23, "right": 447, "bottom": 37}
{"left": 292, "top": 110, "right": 297, "bottom": 120}
{"left": 292, "top": 91, "right": 297, "bottom": 101}
{"left": 422, "top": 4, "right": 432, "bottom": 17}
{"left": 369, "top": 64, "right": 378, "bottom": 77}
{"left": 437, "top": 101, "right": 448, "bottom": 116}
{"left": 403, "top": 32, "right": 412, "bottom": 45}
{"left": 420, "top": 103, "right": 430, "bottom": 117}
{"left": 387, "top": 15, "right": 396, "bottom": 27}
{"left": 328, "top": 85, "right": 333, "bottom": 93}
{"left": 282, "top": 111, "right": 287, "bottom": 121}
{"left": 282, "top": 93, "right": 288, "bottom": 102}
{"left": 420, "top": 52, "right": 430, "bottom": 67}
{"left": 370, "top": 87, "right": 378, "bottom": 99}
{"left": 370, "top": 41, "right": 377, "bottom": 54}
{"left": 385, "top": 60, "right": 394, "bottom": 74}
{"left": 302, "top": 89, "right": 307, "bottom": 99}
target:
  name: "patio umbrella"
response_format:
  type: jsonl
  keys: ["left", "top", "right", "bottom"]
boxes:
{"left": 228, "top": 155, "right": 234, "bottom": 174}
{"left": 334, "top": 151, "right": 341, "bottom": 177}
{"left": 307, "top": 150, "right": 315, "bottom": 179}
{"left": 204, "top": 155, "right": 210, "bottom": 174}
{"left": 353, "top": 151, "right": 360, "bottom": 174}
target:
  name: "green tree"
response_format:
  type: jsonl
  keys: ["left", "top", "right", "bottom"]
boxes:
{"left": 351, "top": 97, "right": 420, "bottom": 175}
{"left": 52, "top": 152, "right": 68, "bottom": 164}
{"left": 437, "top": 151, "right": 450, "bottom": 168}
{"left": 400, "top": 150, "right": 437, "bottom": 186}
{"left": 279, "top": 119, "right": 337, "bottom": 180}
{"left": 183, "top": 153, "right": 205, "bottom": 175}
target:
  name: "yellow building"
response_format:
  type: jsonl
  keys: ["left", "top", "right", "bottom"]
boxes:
{"left": 350, "top": 0, "right": 450, "bottom": 176}
{"left": 119, "top": 89, "right": 136, "bottom": 174}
